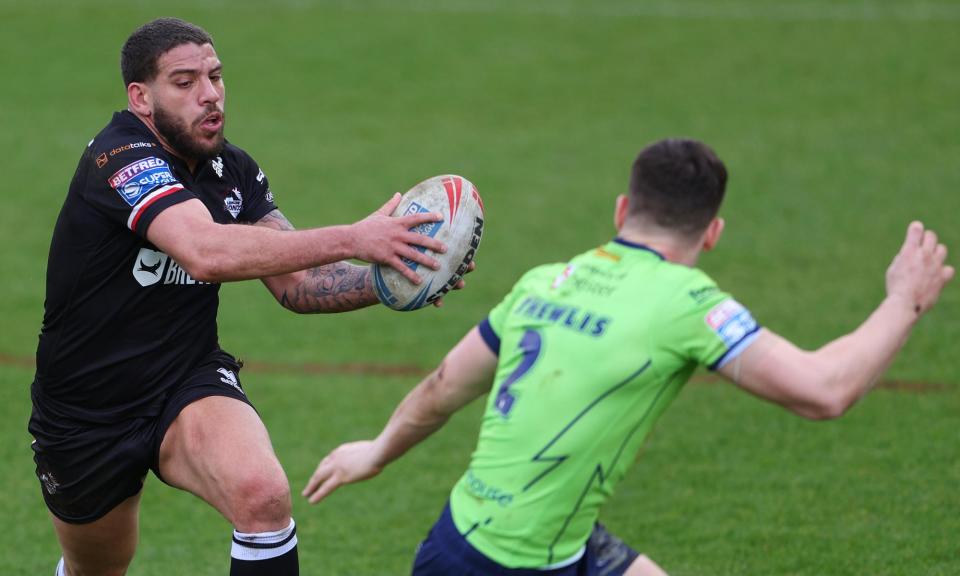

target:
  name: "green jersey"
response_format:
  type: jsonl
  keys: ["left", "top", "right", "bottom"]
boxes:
{"left": 449, "top": 239, "right": 760, "bottom": 568}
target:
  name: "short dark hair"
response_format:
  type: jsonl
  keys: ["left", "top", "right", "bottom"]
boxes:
{"left": 627, "top": 138, "right": 728, "bottom": 238}
{"left": 121, "top": 18, "right": 214, "bottom": 86}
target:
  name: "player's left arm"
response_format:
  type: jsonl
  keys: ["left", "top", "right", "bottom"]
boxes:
{"left": 253, "top": 208, "right": 379, "bottom": 313}
{"left": 718, "top": 221, "right": 952, "bottom": 419}
{"left": 302, "top": 326, "right": 497, "bottom": 503}
{"left": 254, "top": 208, "right": 472, "bottom": 313}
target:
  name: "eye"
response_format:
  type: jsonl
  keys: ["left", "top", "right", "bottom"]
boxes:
{"left": 176, "top": 80, "right": 193, "bottom": 89}
{"left": 210, "top": 74, "right": 223, "bottom": 83}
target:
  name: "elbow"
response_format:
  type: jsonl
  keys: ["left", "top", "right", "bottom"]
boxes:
{"left": 176, "top": 250, "right": 229, "bottom": 284}
{"left": 798, "top": 389, "right": 853, "bottom": 421}
{"left": 801, "top": 400, "right": 847, "bottom": 421}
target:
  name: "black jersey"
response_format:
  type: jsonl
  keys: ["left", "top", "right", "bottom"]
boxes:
{"left": 32, "top": 111, "right": 277, "bottom": 424}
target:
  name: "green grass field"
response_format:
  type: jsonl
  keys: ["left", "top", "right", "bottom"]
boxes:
{"left": 1, "top": 1, "right": 958, "bottom": 574}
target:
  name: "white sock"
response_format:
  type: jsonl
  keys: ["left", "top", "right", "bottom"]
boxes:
{"left": 55, "top": 557, "right": 65, "bottom": 576}
{"left": 231, "top": 518, "right": 298, "bottom": 561}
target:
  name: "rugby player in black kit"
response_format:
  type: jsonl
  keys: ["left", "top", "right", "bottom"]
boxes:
{"left": 30, "top": 18, "right": 451, "bottom": 576}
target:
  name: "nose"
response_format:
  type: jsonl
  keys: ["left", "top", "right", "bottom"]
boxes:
{"left": 198, "top": 76, "right": 222, "bottom": 107}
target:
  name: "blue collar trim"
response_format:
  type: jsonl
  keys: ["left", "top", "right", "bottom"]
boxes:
{"left": 612, "top": 238, "right": 666, "bottom": 260}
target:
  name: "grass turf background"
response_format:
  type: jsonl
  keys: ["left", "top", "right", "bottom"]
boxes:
{"left": 0, "top": 1, "right": 957, "bottom": 574}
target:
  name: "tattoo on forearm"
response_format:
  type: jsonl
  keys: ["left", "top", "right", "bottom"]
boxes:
{"left": 256, "top": 209, "right": 377, "bottom": 313}
{"left": 280, "top": 262, "right": 375, "bottom": 313}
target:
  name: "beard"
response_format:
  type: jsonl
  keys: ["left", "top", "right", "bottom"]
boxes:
{"left": 154, "top": 103, "right": 225, "bottom": 163}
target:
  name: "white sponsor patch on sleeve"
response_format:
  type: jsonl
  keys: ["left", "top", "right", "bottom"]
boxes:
{"left": 705, "top": 299, "right": 758, "bottom": 348}
{"left": 108, "top": 157, "right": 179, "bottom": 207}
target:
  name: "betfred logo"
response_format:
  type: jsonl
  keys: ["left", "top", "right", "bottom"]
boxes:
{"left": 109, "top": 157, "right": 178, "bottom": 206}
{"left": 705, "top": 299, "right": 757, "bottom": 347}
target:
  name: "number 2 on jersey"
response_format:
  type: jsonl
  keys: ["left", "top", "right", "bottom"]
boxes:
{"left": 495, "top": 329, "right": 542, "bottom": 416}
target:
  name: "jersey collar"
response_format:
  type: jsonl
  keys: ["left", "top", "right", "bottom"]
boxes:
{"left": 612, "top": 237, "right": 666, "bottom": 260}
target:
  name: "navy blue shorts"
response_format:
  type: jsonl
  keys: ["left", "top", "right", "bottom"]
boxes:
{"left": 29, "top": 348, "right": 252, "bottom": 524}
{"left": 412, "top": 503, "right": 640, "bottom": 576}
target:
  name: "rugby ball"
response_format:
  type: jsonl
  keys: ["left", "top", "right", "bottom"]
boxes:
{"left": 372, "top": 175, "right": 485, "bottom": 311}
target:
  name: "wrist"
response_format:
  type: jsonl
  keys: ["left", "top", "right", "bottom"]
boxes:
{"left": 321, "top": 224, "right": 359, "bottom": 263}
{"left": 882, "top": 293, "right": 921, "bottom": 323}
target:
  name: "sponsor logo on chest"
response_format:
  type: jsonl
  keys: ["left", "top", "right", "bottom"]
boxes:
{"left": 211, "top": 156, "right": 224, "bottom": 178}
{"left": 225, "top": 187, "right": 243, "bottom": 219}
{"left": 132, "top": 247, "right": 210, "bottom": 287}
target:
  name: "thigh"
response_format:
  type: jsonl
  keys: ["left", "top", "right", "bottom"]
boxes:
{"left": 158, "top": 394, "right": 290, "bottom": 531}
{"left": 52, "top": 492, "right": 141, "bottom": 576}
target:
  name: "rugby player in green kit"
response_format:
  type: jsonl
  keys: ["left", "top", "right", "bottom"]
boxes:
{"left": 303, "top": 139, "right": 953, "bottom": 575}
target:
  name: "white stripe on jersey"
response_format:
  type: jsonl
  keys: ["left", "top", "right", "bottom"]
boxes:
{"left": 126, "top": 184, "right": 184, "bottom": 230}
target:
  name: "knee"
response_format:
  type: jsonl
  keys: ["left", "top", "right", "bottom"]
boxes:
{"left": 229, "top": 468, "right": 292, "bottom": 532}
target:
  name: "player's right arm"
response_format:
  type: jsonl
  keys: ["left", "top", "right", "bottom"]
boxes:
{"left": 718, "top": 221, "right": 953, "bottom": 419}
{"left": 302, "top": 327, "right": 498, "bottom": 504}
{"left": 145, "top": 193, "right": 445, "bottom": 284}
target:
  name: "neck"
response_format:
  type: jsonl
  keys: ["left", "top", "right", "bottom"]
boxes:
{"left": 616, "top": 229, "right": 702, "bottom": 266}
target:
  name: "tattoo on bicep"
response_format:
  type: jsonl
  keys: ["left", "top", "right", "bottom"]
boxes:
{"left": 280, "top": 262, "right": 375, "bottom": 313}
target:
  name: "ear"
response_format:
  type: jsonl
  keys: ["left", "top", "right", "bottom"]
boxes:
{"left": 702, "top": 217, "right": 725, "bottom": 251}
{"left": 614, "top": 194, "right": 629, "bottom": 232}
{"left": 127, "top": 82, "right": 152, "bottom": 117}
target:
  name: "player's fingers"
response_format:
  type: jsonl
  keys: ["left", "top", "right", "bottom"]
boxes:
{"left": 399, "top": 211, "right": 443, "bottom": 228}
{"left": 401, "top": 231, "right": 446, "bottom": 254}
{"left": 943, "top": 265, "right": 955, "bottom": 283}
{"left": 398, "top": 246, "right": 440, "bottom": 270}
{"left": 389, "top": 257, "right": 423, "bottom": 284}
{"left": 375, "top": 193, "right": 402, "bottom": 216}
{"left": 307, "top": 476, "right": 343, "bottom": 504}
{"left": 934, "top": 243, "right": 947, "bottom": 265}
{"left": 921, "top": 229, "right": 938, "bottom": 253}
{"left": 302, "top": 463, "right": 331, "bottom": 497}
{"left": 432, "top": 298, "right": 444, "bottom": 308}
{"left": 902, "top": 221, "right": 924, "bottom": 251}
{"left": 453, "top": 278, "right": 466, "bottom": 290}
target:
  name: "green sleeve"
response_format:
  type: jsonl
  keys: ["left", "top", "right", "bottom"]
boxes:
{"left": 658, "top": 282, "right": 761, "bottom": 369}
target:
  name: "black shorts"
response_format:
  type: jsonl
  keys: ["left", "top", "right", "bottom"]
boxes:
{"left": 412, "top": 502, "right": 640, "bottom": 576}
{"left": 29, "top": 348, "right": 252, "bottom": 524}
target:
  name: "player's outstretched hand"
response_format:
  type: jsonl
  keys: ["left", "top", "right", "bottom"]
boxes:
{"left": 886, "top": 221, "right": 954, "bottom": 316}
{"left": 302, "top": 440, "right": 383, "bottom": 504}
{"left": 350, "top": 193, "right": 447, "bottom": 285}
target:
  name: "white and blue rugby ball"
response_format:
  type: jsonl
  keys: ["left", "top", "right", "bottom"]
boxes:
{"left": 372, "top": 175, "right": 485, "bottom": 311}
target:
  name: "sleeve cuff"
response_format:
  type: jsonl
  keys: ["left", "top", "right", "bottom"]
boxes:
{"left": 708, "top": 326, "right": 762, "bottom": 370}
{"left": 477, "top": 317, "right": 501, "bottom": 356}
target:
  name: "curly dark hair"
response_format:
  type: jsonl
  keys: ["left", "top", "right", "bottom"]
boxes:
{"left": 120, "top": 17, "right": 214, "bottom": 86}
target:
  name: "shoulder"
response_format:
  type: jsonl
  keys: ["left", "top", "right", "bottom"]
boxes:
{"left": 514, "top": 262, "right": 569, "bottom": 290}
{"left": 220, "top": 142, "right": 259, "bottom": 170}
{"left": 649, "top": 264, "right": 740, "bottom": 324}
{"left": 89, "top": 111, "right": 161, "bottom": 161}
